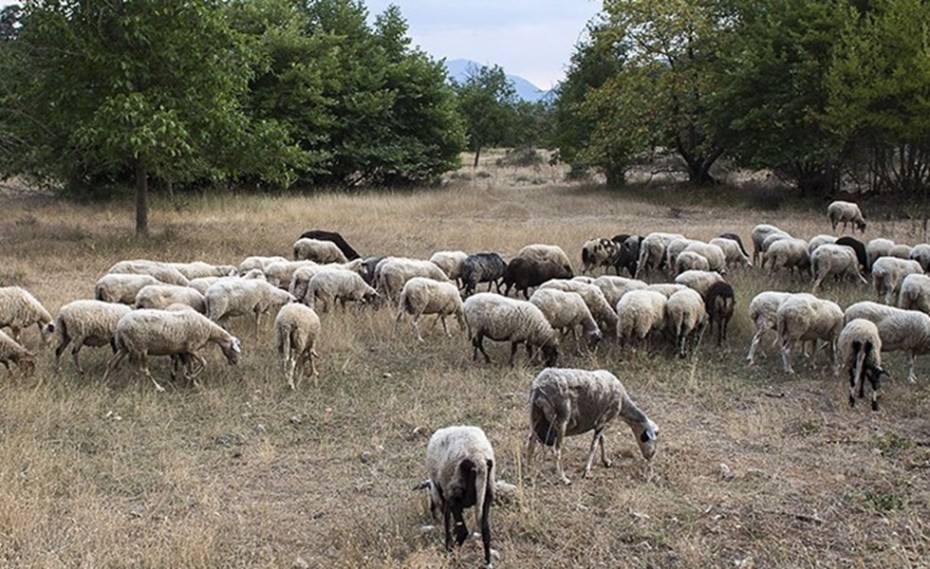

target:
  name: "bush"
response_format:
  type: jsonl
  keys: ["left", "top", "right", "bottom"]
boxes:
{"left": 496, "top": 147, "right": 543, "bottom": 167}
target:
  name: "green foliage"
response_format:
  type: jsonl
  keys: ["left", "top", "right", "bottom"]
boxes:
{"left": 452, "top": 63, "right": 517, "bottom": 167}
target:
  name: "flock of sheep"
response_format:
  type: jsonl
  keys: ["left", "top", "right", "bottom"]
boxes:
{"left": 2, "top": 198, "right": 928, "bottom": 564}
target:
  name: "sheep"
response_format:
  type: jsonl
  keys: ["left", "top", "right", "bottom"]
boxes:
{"left": 263, "top": 260, "right": 320, "bottom": 290}
{"left": 429, "top": 250, "right": 468, "bottom": 284}
{"left": 674, "top": 250, "right": 710, "bottom": 275}
{"left": 396, "top": 277, "right": 465, "bottom": 341}
{"left": 238, "top": 255, "right": 288, "bottom": 274}
{"left": 664, "top": 237, "right": 697, "bottom": 277}
{"left": 415, "top": 425, "right": 495, "bottom": 565}
{"left": 462, "top": 293, "right": 559, "bottom": 367}
{"left": 526, "top": 368, "right": 658, "bottom": 485}
{"left": 853, "top": 307, "right": 930, "bottom": 383}
{"left": 827, "top": 200, "right": 867, "bottom": 233}
{"left": 866, "top": 238, "right": 895, "bottom": 270}
{"left": 898, "top": 273, "right": 930, "bottom": 315}
{"left": 306, "top": 270, "right": 378, "bottom": 313}
{"left": 107, "top": 259, "right": 190, "bottom": 286}
{"left": 674, "top": 270, "right": 724, "bottom": 299}
{"left": 102, "top": 309, "right": 242, "bottom": 392}
{"left": 529, "top": 288, "right": 603, "bottom": 349}
{"left": 0, "top": 286, "right": 55, "bottom": 345}
{"left": 763, "top": 238, "right": 810, "bottom": 274}
{"left": 94, "top": 273, "right": 160, "bottom": 304}
{"left": 592, "top": 275, "right": 647, "bottom": 308}
{"left": 750, "top": 223, "right": 789, "bottom": 265}
{"left": 611, "top": 235, "right": 642, "bottom": 277}
{"left": 376, "top": 257, "right": 449, "bottom": 303}
{"left": 666, "top": 288, "right": 707, "bottom": 358}
{"left": 615, "top": 289, "right": 667, "bottom": 353}
{"left": 909, "top": 243, "right": 930, "bottom": 272}
{"left": 297, "top": 230, "right": 361, "bottom": 261}
{"left": 204, "top": 279, "right": 296, "bottom": 329}
{"left": 644, "top": 283, "right": 687, "bottom": 298}
{"left": 273, "top": 303, "right": 321, "bottom": 390}
{"left": 167, "top": 262, "right": 237, "bottom": 280}
{"left": 844, "top": 300, "right": 900, "bottom": 325}
{"left": 746, "top": 291, "right": 793, "bottom": 365}
{"left": 635, "top": 232, "right": 685, "bottom": 278}
{"left": 704, "top": 281, "right": 735, "bottom": 346}
{"left": 835, "top": 319, "right": 885, "bottom": 411}
{"left": 360, "top": 256, "right": 383, "bottom": 286}
{"left": 0, "top": 329, "right": 35, "bottom": 377}
{"left": 717, "top": 232, "right": 749, "bottom": 256}
{"left": 187, "top": 270, "right": 266, "bottom": 295}
{"left": 835, "top": 236, "right": 868, "bottom": 273}
{"left": 807, "top": 234, "right": 837, "bottom": 256}
{"left": 776, "top": 293, "right": 843, "bottom": 374}
{"left": 537, "top": 280, "right": 618, "bottom": 333}
{"left": 53, "top": 300, "right": 132, "bottom": 374}
{"left": 460, "top": 252, "right": 507, "bottom": 297}
{"left": 517, "top": 243, "right": 573, "bottom": 274}
{"left": 288, "top": 262, "right": 363, "bottom": 303}
{"left": 581, "top": 238, "right": 620, "bottom": 275}
{"left": 871, "top": 257, "right": 923, "bottom": 304}
{"left": 134, "top": 284, "right": 207, "bottom": 313}
{"left": 502, "top": 257, "right": 573, "bottom": 299}
{"left": 810, "top": 244, "right": 868, "bottom": 293}
{"left": 890, "top": 243, "right": 913, "bottom": 259}
{"left": 709, "top": 236, "right": 753, "bottom": 269}
{"left": 682, "top": 241, "right": 727, "bottom": 274}
{"left": 292, "top": 238, "right": 350, "bottom": 264}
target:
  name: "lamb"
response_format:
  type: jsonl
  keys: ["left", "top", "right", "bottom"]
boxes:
{"left": 274, "top": 303, "right": 321, "bottom": 390}
{"left": 746, "top": 291, "right": 793, "bottom": 365}
{"left": 502, "top": 257, "right": 573, "bottom": 299}
{"left": 835, "top": 236, "right": 868, "bottom": 273}
{"left": 810, "top": 244, "right": 868, "bottom": 293}
{"left": 615, "top": 289, "right": 667, "bottom": 353}
{"left": 134, "top": 284, "right": 207, "bottom": 313}
{"left": 634, "top": 232, "right": 685, "bottom": 278}
{"left": 592, "top": 275, "right": 647, "bottom": 308}
{"left": 827, "top": 200, "right": 867, "bottom": 233}
{"left": 415, "top": 426, "right": 496, "bottom": 565}
{"left": 53, "top": 300, "right": 132, "bottom": 374}
{"left": 238, "top": 255, "right": 288, "bottom": 274}
{"left": 0, "top": 286, "right": 55, "bottom": 344}
{"left": 537, "top": 280, "right": 618, "bottom": 333}
{"left": 526, "top": 368, "right": 658, "bottom": 485}
{"left": 909, "top": 243, "right": 930, "bottom": 272}
{"left": 750, "top": 224, "right": 789, "bottom": 265}
{"left": 516, "top": 243, "right": 573, "bottom": 274}
{"left": 429, "top": 250, "right": 469, "bottom": 284}
{"left": 762, "top": 238, "right": 810, "bottom": 274}
{"left": 306, "top": 270, "right": 378, "bottom": 313}
{"left": 581, "top": 238, "right": 620, "bottom": 274}
{"left": 709, "top": 236, "right": 753, "bottom": 269}
{"left": 396, "top": 277, "right": 465, "bottom": 342}
{"left": 107, "top": 259, "right": 190, "bottom": 286}
{"left": 776, "top": 293, "right": 843, "bottom": 374}
{"left": 102, "top": 309, "right": 242, "bottom": 392}
{"left": 529, "top": 288, "right": 603, "bottom": 349}
{"left": 292, "top": 238, "right": 350, "bottom": 264}
{"left": 460, "top": 252, "right": 508, "bottom": 297}
{"left": 866, "top": 238, "right": 895, "bottom": 269}
{"left": 871, "top": 257, "right": 923, "bottom": 304}
{"left": 204, "top": 279, "right": 296, "bottom": 329}
{"left": 674, "top": 270, "right": 724, "bottom": 299}
{"left": 674, "top": 250, "right": 710, "bottom": 275}
{"left": 704, "top": 281, "right": 735, "bottom": 346}
{"left": 297, "top": 229, "right": 361, "bottom": 261}
{"left": 375, "top": 257, "right": 449, "bottom": 303}
{"left": 167, "top": 262, "right": 238, "bottom": 280}
{"left": 897, "top": 273, "right": 930, "bottom": 315}
{"left": 0, "top": 329, "right": 35, "bottom": 377}
{"left": 835, "top": 319, "right": 885, "bottom": 411}
{"left": 666, "top": 288, "right": 707, "bottom": 358}
{"left": 682, "top": 241, "right": 727, "bottom": 274}
{"left": 94, "top": 273, "right": 160, "bottom": 304}
{"left": 462, "top": 293, "right": 559, "bottom": 367}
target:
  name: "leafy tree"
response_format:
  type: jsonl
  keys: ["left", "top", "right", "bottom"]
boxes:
{"left": 452, "top": 64, "right": 517, "bottom": 168}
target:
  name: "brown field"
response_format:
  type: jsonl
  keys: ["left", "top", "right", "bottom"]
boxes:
{"left": 1, "top": 151, "right": 928, "bottom": 568}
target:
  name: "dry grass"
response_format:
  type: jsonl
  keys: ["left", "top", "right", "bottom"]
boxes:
{"left": 1, "top": 155, "right": 929, "bottom": 568}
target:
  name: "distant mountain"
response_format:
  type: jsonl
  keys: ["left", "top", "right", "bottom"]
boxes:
{"left": 445, "top": 59, "right": 552, "bottom": 103}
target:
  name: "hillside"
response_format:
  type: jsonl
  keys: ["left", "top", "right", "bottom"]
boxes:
{"left": 445, "top": 58, "right": 552, "bottom": 103}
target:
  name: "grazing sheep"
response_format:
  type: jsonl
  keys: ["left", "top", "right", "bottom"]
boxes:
{"left": 0, "top": 286, "right": 55, "bottom": 344}
{"left": 376, "top": 258, "right": 449, "bottom": 303}
{"left": 529, "top": 288, "right": 603, "bottom": 349}
{"left": 717, "top": 232, "right": 750, "bottom": 258}
{"left": 462, "top": 293, "right": 559, "bottom": 367}
{"left": 872, "top": 257, "right": 923, "bottom": 304}
{"left": 674, "top": 250, "right": 710, "bottom": 275}
{"left": 807, "top": 234, "right": 838, "bottom": 256}
{"left": 502, "top": 257, "right": 573, "bottom": 299}
{"left": 297, "top": 230, "right": 361, "bottom": 261}
{"left": 396, "top": 277, "right": 465, "bottom": 341}
{"left": 615, "top": 289, "right": 667, "bottom": 353}
{"left": 108, "top": 260, "right": 190, "bottom": 286}
{"left": 909, "top": 244, "right": 930, "bottom": 272}
{"left": 360, "top": 256, "right": 383, "bottom": 286}
{"left": 890, "top": 243, "right": 913, "bottom": 259}
{"left": 844, "top": 300, "right": 900, "bottom": 326}
{"left": 666, "top": 288, "right": 707, "bottom": 358}
{"left": 709, "top": 236, "right": 753, "bottom": 269}
{"left": 844, "top": 303, "right": 930, "bottom": 383}
{"left": 416, "top": 426, "right": 496, "bottom": 565}
{"left": 674, "top": 270, "right": 724, "bottom": 299}
{"left": 776, "top": 293, "right": 843, "bottom": 374}
{"left": 0, "top": 330, "right": 35, "bottom": 377}
{"left": 517, "top": 243, "right": 573, "bottom": 274}
{"left": 53, "top": 300, "right": 132, "bottom": 374}
{"left": 306, "top": 270, "right": 378, "bottom": 313}
{"left": 238, "top": 255, "right": 289, "bottom": 274}
{"left": 581, "top": 238, "right": 620, "bottom": 274}
{"left": 287, "top": 261, "right": 364, "bottom": 302}
{"left": 292, "top": 238, "right": 350, "bottom": 264}
{"left": 760, "top": 231, "right": 792, "bottom": 258}
{"left": 827, "top": 200, "right": 867, "bottom": 233}
{"left": 898, "top": 273, "right": 930, "bottom": 315}
{"left": 810, "top": 244, "right": 868, "bottom": 293}
{"left": 611, "top": 235, "right": 642, "bottom": 277}
{"left": 704, "top": 281, "right": 735, "bottom": 346}
{"left": 103, "top": 309, "right": 242, "bottom": 392}
{"left": 635, "top": 232, "right": 685, "bottom": 278}
{"left": 167, "top": 262, "right": 237, "bottom": 280}
{"left": 526, "top": 368, "right": 658, "bottom": 484}
{"left": 835, "top": 236, "right": 868, "bottom": 273}
{"left": 746, "top": 291, "right": 793, "bottom": 365}
{"left": 94, "top": 273, "right": 160, "bottom": 304}
{"left": 644, "top": 283, "right": 687, "bottom": 298}
{"left": 592, "top": 275, "right": 647, "bottom": 308}
{"left": 274, "top": 303, "right": 321, "bottom": 390}
{"left": 538, "top": 280, "right": 618, "bottom": 333}
{"left": 460, "top": 252, "right": 508, "bottom": 297}
{"left": 187, "top": 270, "right": 266, "bottom": 296}
{"left": 751, "top": 224, "right": 789, "bottom": 266}
{"left": 204, "top": 279, "right": 296, "bottom": 329}
{"left": 682, "top": 242, "right": 727, "bottom": 274}
{"left": 429, "top": 250, "right": 468, "bottom": 284}
{"left": 763, "top": 238, "right": 810, "bottom": 274}
{"left": 263, "top": 260, "right": 320, "bottom": 290}
{"left": 134, "top": 284, "right": 207, "bottom": 313}
{"left": 866, "top": 238, "right": 895, "bottom": 270}
{"left": 836, "top": 319, "right": 885, "bottom": 411}
{"left": 665, "top": 237, "right": 697, "bottom": 277}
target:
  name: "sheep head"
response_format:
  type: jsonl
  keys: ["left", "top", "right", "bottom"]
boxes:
{"left": 635, "top": 419, "right": 659, "bottom": 461}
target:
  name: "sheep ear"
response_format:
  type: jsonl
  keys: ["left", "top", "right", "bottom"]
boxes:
{"left": 412, "top": 479, "right": 432, "bottom": 492}
{"left": 231, "top": 337, "right": 242, "bottom": 354}
{"left": 640, "top": 420, "right": 658, "bottom": 442}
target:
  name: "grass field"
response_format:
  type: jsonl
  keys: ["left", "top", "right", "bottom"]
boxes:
{"left": 1, "top": 152, "right": 929, "bottom": 568}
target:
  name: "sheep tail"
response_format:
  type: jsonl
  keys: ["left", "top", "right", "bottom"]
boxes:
{"left": 529, "top": 390, "right": 557, "bottom": 446}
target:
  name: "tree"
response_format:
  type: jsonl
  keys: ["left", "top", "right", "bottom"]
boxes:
{"left": 452, "top": 64, "right": 517, "bottom": 168}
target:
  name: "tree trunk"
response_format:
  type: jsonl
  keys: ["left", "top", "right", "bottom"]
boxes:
{"left": 135, "top": 159, "right": 149, "bottom": 236}
{"left": 472, "top": 144, "right": 482, "bottom": 168}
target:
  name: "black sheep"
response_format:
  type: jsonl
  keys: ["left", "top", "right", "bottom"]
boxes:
{"left": 835, "top": 236, "right": 868, "bottom": 274}
{"left": 503, "top": 257, "right": 573, "bottom": 299}
{"left": 460, "top": 252, "right": 507, "bottom": 297}
{"left": 704, "top": 281, "right": 735, "bottom": 346}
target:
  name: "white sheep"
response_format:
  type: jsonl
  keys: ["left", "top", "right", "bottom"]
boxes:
{"left": 673, "top": 270, "right": 724, "bottom": 299}
{"left": 376, "top": 257, "right": 449, "bottom": 303}
{"left": 763, "top": 237, "right": 810, "bottom": 274}
{"left": 889, "top": 243, "right": 912, "bottom": 259}
{"left": 709, "top": 236, "right": 753, "bottom": 269}
{"left": 187, "top": 270, "right": 266, "bottom": 295}
{"left": 263, "top": 260, "right": 319, "bottom": 289}
{"left": 526, "top": 368, "right": 658, "bottom": 485}
{"left": 292, "top": 238, "right": 350, "bottom": 264}
{"left": 897, "top": 273, "right": 930, "bottom": 315}
{"left": 634, "top": 232, "right": 685, "bottom": 278}
{"left": 592, "top": 275, "right": 647, "bottom": 308}
{"left": 53, "top": 300, "right": 132, "bottom": 374}
{"left": 537, "top": 279, "right": 618, "bottom": 333}
{"left": 107, "top": 259, "right": 190, "bottom": 286}
{"left": 0, "top": 286, "right": 55, "bottom": 344}
{"left": 396, "top": 277, "right": 465, "bottom": 342}
{"left": 844, "top": 300, "right": 900, "bottom": 325}
{"left": 807, "top": 234, "right": 837, "bottom": 256}
{"left": 615, "top": 289, "right": 667, "bottom": 353}
{"left": 95, "top": 273, "right": 160, "bottom": 304}
{"left": 644, "top": 283, "right": 687, "bottom": 298}
{"left": 529, "top": 288, "right": 603, "bottom": 349}
{"left": 810, "top": 244, "right": 868, "bottom": 293}
{"left": 102, "top": 309, "right": 242, "bottom": 392}
{"left": 843, "top": 304, "right": 930, "bottom": 383}
{"left": 750, "top": 224, "right": 789, "bottom": 266}
{"left": 462, "top": 293, "right": 559, "bottom": 367}
{"left": 204, "top": 279, "right": 296, "bottom": 329}
{"left": 517, "top": 243, "right": 573, "bottom": 273}
{"left": 415, "top": 425, "right": 496, "bottom": 566}
{"left": 746, "top": 291, "right": 793, "bottom": 365}
{"left": 287, "top": 260, "right": 366, "bottom": 303}
{"left": 674, "top": 250, "right": 709, "bottom": 275}
{"left": 239, "top": 255, "right": 288, "bottom": 274}
{"left": 666, "top": 288, "right": 707, "bottom": 358}
{"left": 134, "top": 284, "right": 207, "bottom": 313}
{"left": 867, "top": 238, "right": 895, "bottom": 269}
{"left": 274, "top": 303, "right": 321, "bottom": 390}
{"left": 664, "top": 237, "right": 697, "bottom": 277}
{"left": 167, "top": 261, "right": 237, "bottom": 280}
{"left": 760, "top": 231, "right": 792, "bottom": 255}
{"left": 827, "top": 200, "right": 867, "bottom": 233}
{"left": 776, "top": 293, "right": 843, "bottom": 374}
{"left": 0, "top": 329, "right": 35, "bottom": 377}
{"left": 429, "top": 250, "right": 468, "bottom": 283}
{"left": 306, "top": 270, "right": 378, "bottom": 313}
{"left": 909, "top": 243, "right": 930, "bottom": 272}
{"left": 871, "top": 257, "right": 923, "bottom": 304}
{"left": 682, "top": 241, "right": 727, "bottom": 274}
{"left": 835, "top": 318, "right": 885, "bottom": 411}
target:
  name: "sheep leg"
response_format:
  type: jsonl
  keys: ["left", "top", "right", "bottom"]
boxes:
{"left": 286, "top": 355, "right": 297, "bottom": 390}
{"left": 473, "top": 334, "right": 492, "bottom": 363}
{"left": 582, "top": 430, "right": 603, "bottom": 478}
{"left": 411, "top": 314, "right": 424, "bottom": 343}
{"left": 525, "top": 429, "right": 538, "bottom": 471}
{"left": 747, "top": 324, "right": 767, "bottom": 364}
{"left": 102, "top": 349, "right": 127, "bottom": 383}
{"left": 439, "top": 315, "right": 451, "bottom": 338}
{"left": 599, "top": 430, "right": 612, "bottom": 468}
{"left": 780, "top": 339, "right": 795, "bottom": 374}
{"left": 70, "top": 344, "right": 85, "bottom": 375}
{"left": 139, "top": 358, "right": 166, "bottom": 393}
{"left": 54, "top": 335, "right": 70, "bottom": 373}
{"left": 442, "top": 502, "right": 454, "bottom": 552}
{"left": 509, "top": 342, "right": 520, "bottom": 366}
{"left": 907, "top": 352, "right": 918, "bottom": 384}
{"left": 554, "top": 427, "right": 571, "bottom": 485}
